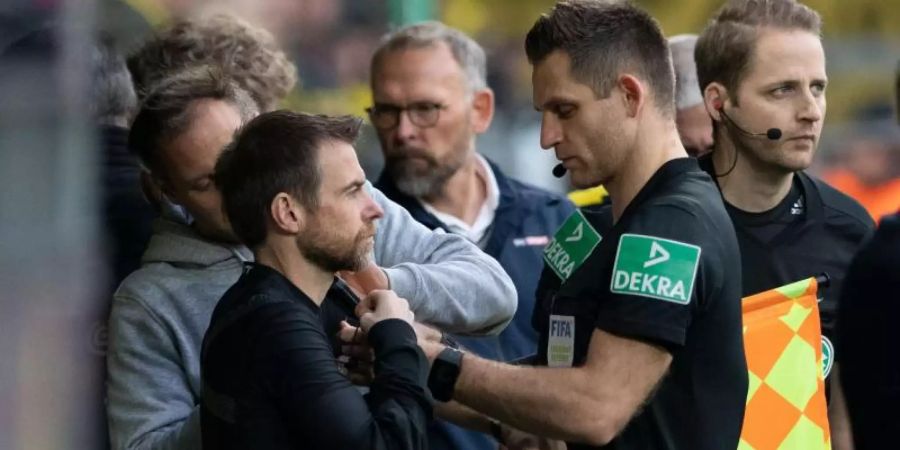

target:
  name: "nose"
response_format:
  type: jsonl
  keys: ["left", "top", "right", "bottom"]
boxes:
{"left": 394, "top": 110, "right": 417, "bottom": 144}
{"left": 362, "top": 190, "right": 385, "bottom": 221}
{"left": 539, "top": 114, "right": 562, "bottom": 150}
{"left": 797, "top": 89, "right": 823, "bottom": 124}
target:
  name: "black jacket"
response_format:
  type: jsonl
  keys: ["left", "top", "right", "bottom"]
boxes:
{"left": 200, "top": 264, "right": 433, "bottom": 450}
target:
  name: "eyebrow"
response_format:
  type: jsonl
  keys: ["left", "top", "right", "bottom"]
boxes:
{"left": 765, "top": 77, "right": 828, "bottom": 88}
{"left": 340, "top": 178, "right": 366, "bottom": 194}
{"left": 534, "top": 98, "right": 575, "bottom": 112}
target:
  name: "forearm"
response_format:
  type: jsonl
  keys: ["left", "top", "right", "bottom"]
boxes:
{"left": 385, "top": 261, "right": 516, "bottom": 335}
{"left": 443, "top": 329, "right": 670, "bottom": 446}
{"left": 370, "top": 183, "right": 516, "bottom": 334}
{"left": 452, "top": 353, "right": 603, "bottom": 443}
{"left": 434, "top": 401, "right": 494, "bottom": 434}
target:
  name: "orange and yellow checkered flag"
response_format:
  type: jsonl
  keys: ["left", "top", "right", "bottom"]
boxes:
{"left": 739, "top": 277, "right": 831, "bottom": 450}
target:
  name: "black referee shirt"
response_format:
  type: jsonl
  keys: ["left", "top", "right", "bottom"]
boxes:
{"left": 534, "top": 158, "right": 747, "bottom": 450}
{"left": 698, "top": 155, "right": 874, "bottom": 377}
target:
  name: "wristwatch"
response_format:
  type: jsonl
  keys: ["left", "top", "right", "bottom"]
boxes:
{"left": 428, "top": 347, "right": 464, "bottom": 402}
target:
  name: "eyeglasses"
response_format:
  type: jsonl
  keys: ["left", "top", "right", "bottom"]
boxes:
{"left": 365, "top": 102, "right": 447, "bottom": 130}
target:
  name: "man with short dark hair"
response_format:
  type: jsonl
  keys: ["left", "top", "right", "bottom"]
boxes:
{"left": 106, "top": 68, "right": 516, "bottom": 450}
{"left": 367, "top": 21, "right": 574, "bottom": 450}
{"left": 201, "top": 111, "right": 432, "bottom": 450}
{"left": 695, "top": 2, "right": 873, "bottom": 447}
{"left": 354, "top": 2, "right": 747, "bottom": 449}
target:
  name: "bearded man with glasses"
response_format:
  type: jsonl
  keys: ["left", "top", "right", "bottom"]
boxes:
{"left": 367, "top": 21, "right": 575, "bottom": 450}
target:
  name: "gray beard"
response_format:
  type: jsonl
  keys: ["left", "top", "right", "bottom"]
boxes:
{"left": 388, "top": 158, "right": 462, "bottom": 199}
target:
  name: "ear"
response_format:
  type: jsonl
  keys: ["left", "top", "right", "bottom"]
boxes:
{"left": 470, "top": 88, "right": 495, "bottom": 134}
{"left": 151, "top": 173, "right": 181, "bottom": 204}
{"left": 270, "top": 192, "right": 304, "bottom": 235}
{"left": 140, "top": 170, "right": 169, "bottom": 210}
{"left": 703, "top": 82, "right": 728, "bottom": 122}
{"left": 618, "top": 74, "right": 645, "bottom": 118}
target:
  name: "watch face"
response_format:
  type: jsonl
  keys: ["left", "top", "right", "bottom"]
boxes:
{"left": 429, "top": 349, "right": 462, "bottom": 401}
{"left": 435, "top": 361, "right": 460, "bottom": 382}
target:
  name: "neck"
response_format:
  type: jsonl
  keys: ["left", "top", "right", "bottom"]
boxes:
{"left": 254, "top": 240, "right": 333, "bottom": 305}
{"left": 421, "top": 151, "right": 487, "bottom": 226}
{"left": 711, "top": 133, "right": 794, "bottom": 213}
{"left": 607, "top": 117, "right": 687, "bottom": 222}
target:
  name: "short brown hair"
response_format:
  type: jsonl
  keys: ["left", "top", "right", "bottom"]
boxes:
{"left": 128, "top": 12, "right": 297, "bottom": 111}
{"left": 216, "top": 111, "right": 363, "bottom": 249}
{"left": 128, "top": 67, "right": 257, "bottom": 177}
{"left": 525, "top": 0, "right": 675, "bottom": 116}
{"left": 696, "top": 0, "right": 821, "bottom": 101}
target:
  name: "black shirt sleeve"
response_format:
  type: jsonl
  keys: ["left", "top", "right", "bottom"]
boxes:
{"left": 255, "top": 303, "right": 432, "bottom": 450}
{"left": 591, "top": 204, "right": 725, "bottom": 351}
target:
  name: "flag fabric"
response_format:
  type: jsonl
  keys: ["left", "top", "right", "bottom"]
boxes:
{"left": 738, "top": 277, "right": 831, "bottom": 450}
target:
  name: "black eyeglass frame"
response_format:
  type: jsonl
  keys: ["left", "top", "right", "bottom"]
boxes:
{"left": 365, "top": 102, "right": 448, "bottom": 130}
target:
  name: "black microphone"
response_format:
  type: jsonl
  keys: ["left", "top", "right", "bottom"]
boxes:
{"left": 719, "top": 108, "right": 782, "bottom": 140}
{"left": 552, "top": 163, "right": 567, "bottom": 178}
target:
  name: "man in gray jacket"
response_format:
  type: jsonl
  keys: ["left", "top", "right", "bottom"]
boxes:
{"left": 106, "top": 68, "right": 517, "bottom": 450}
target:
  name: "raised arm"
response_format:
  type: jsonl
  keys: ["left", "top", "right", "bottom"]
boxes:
{"left": 368, "top": 183, "right": 517, "bottom": 335}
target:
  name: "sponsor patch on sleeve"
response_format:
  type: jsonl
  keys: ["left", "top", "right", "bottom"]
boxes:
{"left": 542, "top": 211, "right": 602, "bottom": 281}
{"left": 609, "top": 234, "right": 701, "bottom": 305}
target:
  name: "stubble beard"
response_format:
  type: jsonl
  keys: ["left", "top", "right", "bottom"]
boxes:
{"left": 297, "top": 221, "right": 375, "bottom": 273}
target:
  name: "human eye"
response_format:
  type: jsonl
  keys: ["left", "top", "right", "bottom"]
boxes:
{"left": 810, "top": 81, "right": 827, "bottom": 96}
{"left": 190, "top": 176, "right": 214, "bottom": 192}
{"left": 770, "top": 84, "right": 795, "bottom": 97}
{"left": 346, "top": 183, "right": 364, "bottom": 197}
{"left": 411, "top": 102, "right": 442, "bottom": 113}
{"left": 372, "top": 104, "right": 400, "bottom": 116}
{"left": 555, "top": 104, "right": 576, "bottom": 119}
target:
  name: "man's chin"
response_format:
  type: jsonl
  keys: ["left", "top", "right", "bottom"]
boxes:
{"left": 569, "top": 171, "right": 603, "bottom": 190}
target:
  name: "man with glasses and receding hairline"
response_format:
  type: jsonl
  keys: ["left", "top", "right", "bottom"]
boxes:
{"left": 367, "top": 21, "right": 575, "bottom": 450}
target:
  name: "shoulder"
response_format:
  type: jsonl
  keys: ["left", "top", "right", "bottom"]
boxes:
{"left": 804, "top": 173, "right": 875, "bottom": 237}
{"left": 625, "top": 190, "right": 738, "bottom": 268}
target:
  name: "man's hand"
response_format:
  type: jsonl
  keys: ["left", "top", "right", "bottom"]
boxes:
{"left": 337, "top": 321, "right": 374, "bottom": 385}
{"left": 339, "top": 262, "right": 389, "bottom": 297}
{"left": 356, "top": 290, "right": 415, "bottom": 331}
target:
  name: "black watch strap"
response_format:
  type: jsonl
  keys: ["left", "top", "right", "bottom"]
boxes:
{"left": 428, "top": 347, "right": 463, "bottom": 402}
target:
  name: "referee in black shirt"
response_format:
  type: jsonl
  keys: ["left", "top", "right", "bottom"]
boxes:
{"left": 694, "top": 1, "right": 874, "bottom": 447}
{"left": 410, "top": 2, "right": 747, "bottom": 449}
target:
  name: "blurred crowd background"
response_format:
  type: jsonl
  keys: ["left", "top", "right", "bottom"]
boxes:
{"left": 0, "top": 0, "right": 897, "bottom": 449}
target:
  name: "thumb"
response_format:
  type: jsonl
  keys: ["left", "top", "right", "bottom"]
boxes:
{"left": 360, "top": 311, "right": 377, "bottom": 331}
